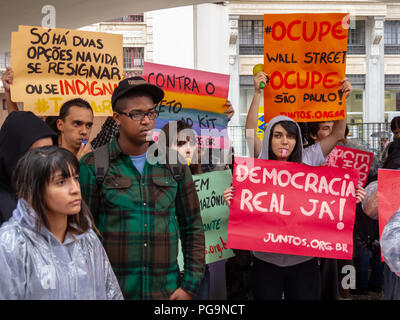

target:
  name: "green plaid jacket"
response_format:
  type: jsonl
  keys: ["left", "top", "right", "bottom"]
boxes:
{"left": 79, "top": 137, "right": 205, "bottom": 300}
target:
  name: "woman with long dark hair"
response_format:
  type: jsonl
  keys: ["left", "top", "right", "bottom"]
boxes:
{"left": 0, "top": 146, "right": 122, "bottom": 299}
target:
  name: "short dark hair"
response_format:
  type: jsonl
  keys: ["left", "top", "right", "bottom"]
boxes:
{"left": 12, "top": 146, "right": 95, "bottom": 235}
{"left": 268, "top": 120, "right": 302, "bottom": 163}
{"left": 59, "top": 98, "right": 93, "bottom": 120}
{"left": 304, "top": 121, "right": 342, "bottom": 145}
{"left": 114, "top": 91, "right": 154, "bottom": 112}
{"left": 305, "top": 122, "right": 320, "bottom": 145}
{"left": 391, "top": 116, "right": 400, "bottom": 133}
{"left": 383, "top": 139, "right": 400, "bottom": 169}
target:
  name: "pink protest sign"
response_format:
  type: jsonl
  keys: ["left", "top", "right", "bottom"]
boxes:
{"left": 227, "top": 157, "right": 359, "bottom": 259}
{"left": 325, "top": 145, "right": 373, "bottom": 186}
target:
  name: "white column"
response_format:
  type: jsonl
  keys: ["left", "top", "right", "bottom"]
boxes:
{"left": 365, "top": 16, "right": 385, "bottom": 123}
{"left": 194, "top": 3, "right": 229, "bottom": 74}
{"left": 228, "top": 15, "right": 240, "bottom": 126}
{"left": 149, "top": 6, "right": 194, "bottom": 69}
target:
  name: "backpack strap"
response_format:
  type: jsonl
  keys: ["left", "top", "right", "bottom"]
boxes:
{"left": 93, "top": 143, "right": 110, "bottom": 188}
{"left": 165, "top": 147, "right": 186, "bottom": 182}
{"left": 168, "top": 162, "right": 185, "bottom": 182}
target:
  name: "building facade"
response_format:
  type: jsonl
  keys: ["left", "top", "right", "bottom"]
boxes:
{"left": 228, "top": 0, "right": 400, "bottom": 128}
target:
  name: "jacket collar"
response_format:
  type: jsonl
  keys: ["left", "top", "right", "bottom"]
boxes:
{"left": 108, "top": 135, "right": 156, "bottom": 162}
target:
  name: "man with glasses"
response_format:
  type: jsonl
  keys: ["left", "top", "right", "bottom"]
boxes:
{"left": 79, "top": 76, "right": 205, "bottom": 300}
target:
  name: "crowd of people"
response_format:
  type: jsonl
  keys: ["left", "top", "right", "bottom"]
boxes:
{"left": 1, "top": 63, "right": 400, "bottom": 301}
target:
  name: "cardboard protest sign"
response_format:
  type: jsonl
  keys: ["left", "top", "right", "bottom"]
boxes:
{"left": 143, "top": 62, "right": 230, "bottom": 149}
{"left": 11, "top": 25, "right": 123, "bottom": 116}
{"left": 325, "top": 145, "right": 374, "bottom": 186}
{"left": 227, "top": 157, "right": 358, "bottom": 259}
{"left": 178, "top": 170, "right": 234, "bottom": 267}
{"left": 378, "top": 169, "right": 400, "bottom": 261}
{"left": 263, "top": 13, "right": 349, "bottom": 123}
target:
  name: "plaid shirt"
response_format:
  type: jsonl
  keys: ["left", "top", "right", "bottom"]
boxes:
{"left": 79, "top": 137, "right": 205, "bottom": 299}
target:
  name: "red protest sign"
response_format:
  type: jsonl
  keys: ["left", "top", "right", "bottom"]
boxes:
{"left": 226, "top": 157, "right": 358, "bottom": 259}
{"left": 378, "top": 169, "right": 400, "bottom": 254}
{"left": 324, "top": 145, "right": 373, "bottom": 186}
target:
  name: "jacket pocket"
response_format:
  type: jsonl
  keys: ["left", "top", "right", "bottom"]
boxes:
{"left": 151, "top": 176, "right": 178, "bottom": 213}
{"left": 102, "top": 175, "right": 135, "bottom": 210}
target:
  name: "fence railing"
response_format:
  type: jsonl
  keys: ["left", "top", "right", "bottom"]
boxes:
{"left": 228, "top": 123, "right": 392, "bottom": 159}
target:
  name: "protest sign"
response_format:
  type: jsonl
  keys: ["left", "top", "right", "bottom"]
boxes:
{"left": 325, "top": 145, "right": 373, "bottom": 186}
{"left": 378, "top": 169, "right": 400, "bottom": 261}
{"left": 178, "top": 170, "right": 234, "bottom": 267}
{"left": 11, "top": 25, "right": 123, "bottom": 115}
{"left": 263, "top": 13, "right": 349, "bottom": 122}
{"left": 143, "top": 62, "right": 230, "bottom": 149}
{"left": 227, "top": 157, "right": 358, "bottom": 259}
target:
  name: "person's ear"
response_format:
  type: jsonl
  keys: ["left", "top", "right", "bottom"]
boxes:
{"left": 56, "top": 119, "right": 64, "bottom": 132}
{"left": 113, "top": 112, "right": 121, "bottom": 126}
{"left": 309, "top": 133, "right": 318, "bottom": 141}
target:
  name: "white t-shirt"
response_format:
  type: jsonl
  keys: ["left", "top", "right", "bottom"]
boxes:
{"left": 302, "top": 142, "right": 328, "bottom": 166}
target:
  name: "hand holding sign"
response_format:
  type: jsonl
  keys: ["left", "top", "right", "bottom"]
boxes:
{"left": 252, "top": 64, "right": 269, "bottom": 89}
{"left": 1, "top": 67, "right": 13, "bottom": 92}
{"left": 340, "top": 78, "right": 353, "bottom": 98}
{"left": 253, "top": 69, "right": 269, "bottom": 93}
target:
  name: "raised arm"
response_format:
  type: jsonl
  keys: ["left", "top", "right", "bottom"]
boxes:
{"left": 1, "top": 67, "right": 19, "bottom": 114}
{"left": 245, "top": 72, "right": 269, "bottom": 158}
{"left": 319, "top": 78, "right": 353, "bottom": 157}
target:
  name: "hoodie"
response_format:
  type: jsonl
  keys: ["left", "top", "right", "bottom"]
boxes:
{"left": 0, "top": 111, "right": 55, "bottom": 225}
{"left": 0, "top": 199, "right": 123, "bottom": 300}
{"left": 255, "top": 115, "right": 325, "bottom": 267}
{"left": 381, "top": 208, "right": 400, "bottom": 273}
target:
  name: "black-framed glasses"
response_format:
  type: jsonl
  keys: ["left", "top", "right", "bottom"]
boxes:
{"left": 116, "top": 109, "right": 159, "bottom": 121}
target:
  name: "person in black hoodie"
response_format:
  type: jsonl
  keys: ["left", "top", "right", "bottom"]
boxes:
{"left": 0, "top": 111, "right": 55, "bottom": 225}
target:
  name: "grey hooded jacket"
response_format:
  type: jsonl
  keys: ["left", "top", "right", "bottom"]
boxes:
{"left": 255, "top": 115, "right": 327, "bottom": 267}
{"left": 0, "top": 199, "right": 123, "bottom": 300}
{"left": 381, "top": 208, "right": 400, "bottom": 273}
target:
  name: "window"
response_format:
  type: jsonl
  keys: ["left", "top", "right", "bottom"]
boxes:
{"left": 384, "top": 90, "right": 400, "bottom": 121}
{"left": 385, "top": 75, "right": 400, "bottom": 121}
{"left": 347, "top": 20, "right": 365, "bottom": 54}
{"left": 346, "top": 89, "right": 364, "bottom": 124}
{"left": 0, "top": 52, "right": 10, "bottom": 69}
{"left": 106, "top": 15, "right": 144, "bottom": 23}
{"left": 385, "top": 21, "right": 400, "bottom": 54}
{"left": 239, "top": 20, "right": 263, "bottom": 55}
{"left": 123, "top": 47, "right": 144, "bottom": 69}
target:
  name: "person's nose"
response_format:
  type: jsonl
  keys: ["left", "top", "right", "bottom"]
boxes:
{"left": 141, "top": 114, "right": 151, "bottom": 124}
{"left": 70, "top": 178, "right": 80, "bottom": 195}
{"left": 80, "top": 125, "right": 88, "bottom": 137}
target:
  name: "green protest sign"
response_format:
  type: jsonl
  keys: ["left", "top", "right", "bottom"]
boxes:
{"left": 178, "top": 169, "right": 234, "bottom": 268}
